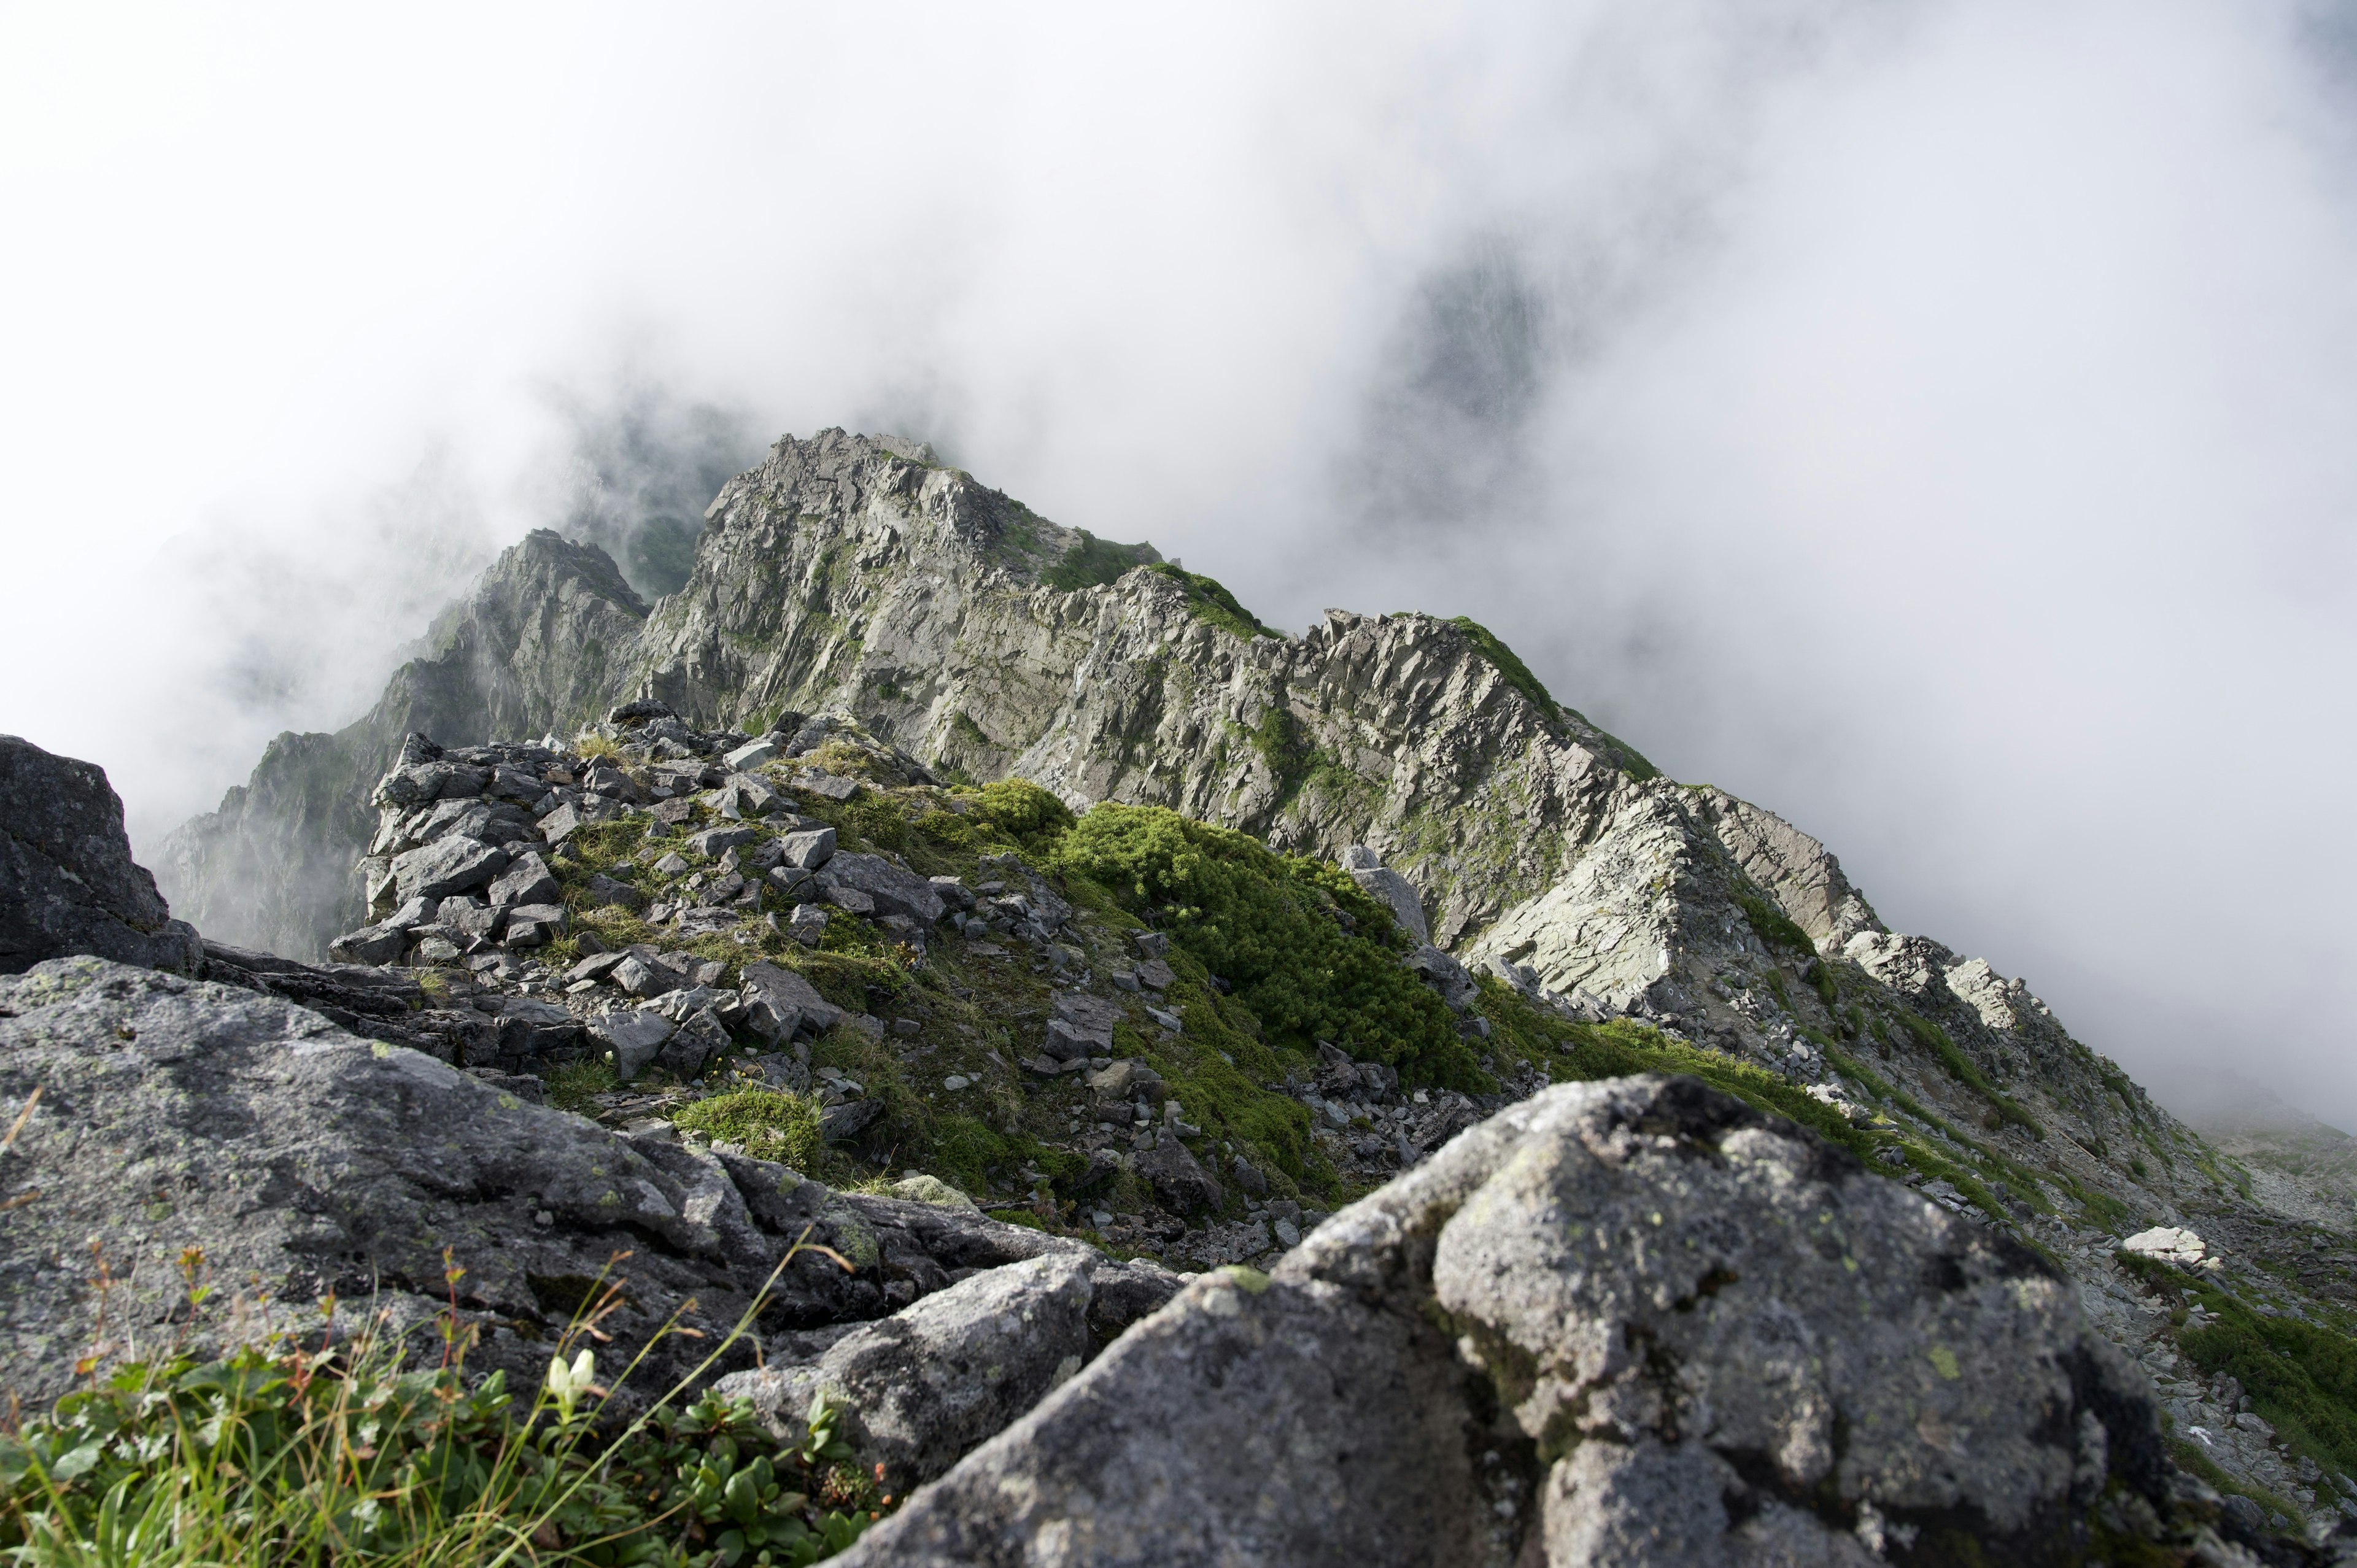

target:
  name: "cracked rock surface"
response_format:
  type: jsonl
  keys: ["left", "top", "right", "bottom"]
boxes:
{"left": 0, "top": 957, "right": 1176, "bottom": 1439}
{"left": 848, "top": 1076, "right": 2177, "bottom": 1567}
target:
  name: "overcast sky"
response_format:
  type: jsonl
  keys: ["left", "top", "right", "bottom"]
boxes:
{"left": 3, "top": 1, "right": 2352, "bottom": 1127}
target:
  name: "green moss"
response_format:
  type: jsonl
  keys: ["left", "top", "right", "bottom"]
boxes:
{"left": 1804, "top": 958, "right": 1838, "bottom": 1008}
{"left": 838, "top": 794, "right": 908, "bottom": 852}
{"left": 1148, "top": 562, "right": 1277, "bottom": 641}
{"left": 929, "top": 1114, "right": 1010, "bottom": 1195}
{"left": 1475, "top": 979, "right": 1883, "bottom": 1164}
{"left": 673, "top": 1089, "right": 826, "bottom": 1172}
{"left": 1051, "top": 803, "right": 1479, "bottom": 1086}
{"left": 1043, "top": 529, "right": 1161, "bottom": 591}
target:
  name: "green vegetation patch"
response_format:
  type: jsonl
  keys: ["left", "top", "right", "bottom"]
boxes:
{"left": 1148, "top": 562, "right": 1277, "bottom": 641}
{"left": 1735, "top": 891, "right": 1816, "bottom": 958}
{"left": 2122, "top": 1253, "right": 2357, "bottom": 1486}
{"left": 1894, "top": 1010, "right": 2046, "bottom": 1140}
{"left": 545, "top": 1057, "right": 616, "bottom": 1115}
{"left": 1043, "top": 529, "right": 1162, "bottom": 591}
{"left": 962, "top": 778, "right": 1074, "bottom": 846}
{"left": 1444, "top": 616, "right": 1562, "bottom": 719}
{"left": 675, "top": 1089, "right": 827, "bottom": 1172}
{"left": 1051, "top": 803, "right": 1479, "bottom": 1086}
{"left": 0, "top": 1283, "right": 891, "bottom": 1564}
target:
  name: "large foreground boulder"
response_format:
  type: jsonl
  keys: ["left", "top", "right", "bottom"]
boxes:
{"left": 0, "top": 959, "right": 1176, "bottom": 1418}
{"left": 846, "top": 1076, "right": 2194, "bottom": 1567}
{"left": 0, "top": 736, "right": 200, "bottom": 976}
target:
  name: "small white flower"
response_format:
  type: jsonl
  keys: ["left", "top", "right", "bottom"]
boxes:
{"left": 547, "top": 1347, "right": 596, "bottom": 1418}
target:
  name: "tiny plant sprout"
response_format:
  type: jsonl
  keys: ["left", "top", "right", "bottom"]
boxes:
{"left": 546, "top": 1346, "right": 595, "bottom": 1420}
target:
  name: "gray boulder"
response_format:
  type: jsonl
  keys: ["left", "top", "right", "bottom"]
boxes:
{"left": 590, "top": 1006, "right": 675, "bottom": 1079}
{"left": 327, "top": 925, "right": 406, "bottom": 965}
{"left": 845, "top": 1075, "right": 2176, "bottom": 1567}
{"left": 1134, "top": 1132, "right": 1223, "bottom": 1213}
{"left": 390, "top": 834, "right": 509, "bottom": 905}
{"left": 1339, "top": 843, "right": 1429, "bottom": 943}
{"left": 1406, "top": 942, "right": 1480, "bottom": 1013}
{"left": 824, "top": 852, "right": 945, "bottom": 924}
{"left": 686, "top": 824, "right": 761, "bottom": 858}
{"left": 717, "top": 1253, "right": 1094, "bottom": 1491}
{"left": 741, "top": 960, "right": 845, "bottom": 1035}
{"left": 777, "top": 826, "right": 837, "bottom": 870}
{"left": 487, "top": 850, "right": 559, "bottom": 909}
{"left": 0, "top": 736, "right": 201, "bottom": 976}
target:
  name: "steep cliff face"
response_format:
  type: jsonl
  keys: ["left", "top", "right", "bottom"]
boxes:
{"left": 156, "top": 531, "right": 646, "bottom": 956}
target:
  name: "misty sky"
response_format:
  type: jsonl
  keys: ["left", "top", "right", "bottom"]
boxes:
{"left": 4, "top": 2, "right": 2353, "bottom": 1127}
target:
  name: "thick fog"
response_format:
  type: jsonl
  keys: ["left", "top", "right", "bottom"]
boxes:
{"left": 3, "top": 2, "right": 2352, "bottom": 1126}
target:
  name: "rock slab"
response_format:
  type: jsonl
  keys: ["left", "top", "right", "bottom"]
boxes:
{"left": 0, "top": 736, "right": 201, "bottom": 976}
{"left": 845, "top": 1075, "right": 2174, "bottom": 1567}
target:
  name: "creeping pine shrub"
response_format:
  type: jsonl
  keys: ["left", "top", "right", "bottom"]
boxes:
{"left": 675, "top": 1090, "right": 827, "bottom": 1173}
{"left": 1050, "top": 804, "right": 1477, "bottom": 1085}
{"left": 0, "top": 1242, "right": 892, "bottom": 1566}
{"left": 964, "top": 779, "right": 1073, "bottom": 846}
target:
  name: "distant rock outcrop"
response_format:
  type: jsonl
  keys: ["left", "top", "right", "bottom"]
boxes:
{"left": 155, "top": 530, "right": 647, "bottom": 958}
{"left": 0, "top": 735, "right": 200, "bottom": 976}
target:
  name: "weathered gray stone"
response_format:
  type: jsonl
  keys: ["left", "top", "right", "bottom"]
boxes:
{"left": 847, "top": 1075, "right": 2175, "bottom": 1567}
{"left": 487, "top": 850, "right": 559, "bottom": 909}
{"left": 501, "top": 903, "right": 567, "bottom": 947}
{"left": 0, "top": 736, "right": 201, "bottom": 976}
{"left": 656, "top": 1007, "right": 729, "bottom": 1079}
{"left": 327, "top": 925, "right": 406, "bottom": 965}
{"left": 1136, "top": 1132, "right": 1223, "bottom": 1213}
{"left": 1341, "top": 843, "right": 1430, "bottom": 943}
{"left": 718, "top": 1253, "right": 1094, "bottom": 1491}
{"left": 390, "top": 834, "right": 509, "bottom": 905}
{"left": 741, "top": 960, "right": 842, "bottom": 1035}
{"left": 826, "top": 852, "right": 946, "bottom": 925}
{"left": 686, "top": 824, "right": 761, "bottom": 858}
{"left": 590, "top": 1007, "right": 675, "bottom": 1080}
{"left": 582, "top": 872, "right": 645, "bottom": 911}
{"left": 613, "top": 954, "right": 683, "bottom": 998}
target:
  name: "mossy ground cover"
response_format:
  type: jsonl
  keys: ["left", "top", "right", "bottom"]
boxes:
{"left": 1894, "top": 1010, "right": 2047, "bottom": 1140}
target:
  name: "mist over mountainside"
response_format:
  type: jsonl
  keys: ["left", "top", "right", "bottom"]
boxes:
{"left": 153, "top": 430, "right": 2259, "bottom": 1200}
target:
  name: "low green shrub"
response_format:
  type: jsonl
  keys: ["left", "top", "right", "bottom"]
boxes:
{"left": 963, "top": 779, "right": 1072, "bottom": 845}
{"left": 1895, "top": 1011, "right": 2045, "bottom": 1140}
{"left": 1145, "top": 563, "right": 1276, "bottom": 641}
{"left": 544, "top": 1058, "right": 616, "bottom": 1115}
{"left": 2124, "top": 1257, "right": 2357, "bottom": 1483}
{"left": 1051, "top": 804, "right": 1477, "bottom": 1085}
{"left": 1042, "top": 530, "right": 1159, "bottom": 592}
